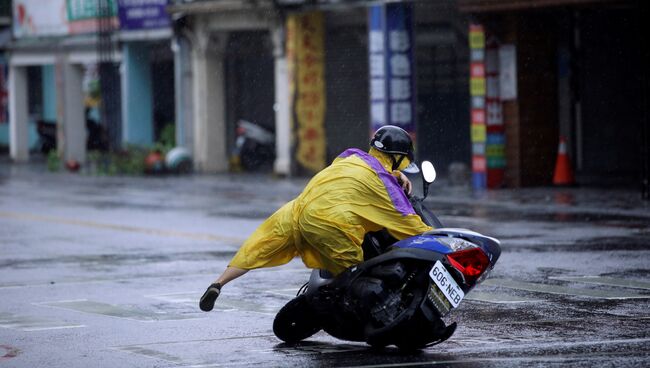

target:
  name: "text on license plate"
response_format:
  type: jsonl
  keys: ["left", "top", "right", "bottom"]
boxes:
{"left": 429, "top": 261, "right": 465, "bottom": 308}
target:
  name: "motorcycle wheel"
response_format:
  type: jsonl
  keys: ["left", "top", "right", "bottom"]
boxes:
{"left": 273, "top": 294, "right": 321, "bottom": 343}
{"left": 394, "top": 314, "right": 451, "bottom": 351}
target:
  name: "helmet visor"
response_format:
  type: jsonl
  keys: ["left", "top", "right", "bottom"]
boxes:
{"left": 402, "top": 161, "right": 420, "bottom": 174}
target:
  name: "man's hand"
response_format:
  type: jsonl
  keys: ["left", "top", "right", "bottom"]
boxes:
{"left": 393, "top": 170, "right": 412, "bottom": 195}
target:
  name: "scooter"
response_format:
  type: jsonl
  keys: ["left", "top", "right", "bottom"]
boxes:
{"left": 37, "top": 118, "right": 109, "bottom": 154}
{"left": 231, "top": 119, "right": 275, "bottom": 171}
{"left": 273, "top": 161, "right": 501, "bottom": 350}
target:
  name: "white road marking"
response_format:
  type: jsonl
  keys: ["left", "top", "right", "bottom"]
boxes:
{"left": 113, "top": 346, "right": 184, "bottom": 364}
{"left": 0, "top": 312, "right": 85, "bottom": 332}
{"left": 338, "top": 337, "right": 650, "bottom": 368}
{"left": 112, "top": 335, "right": 279, "bottom": 367}
{"left": 115, "top": 335, "right": 650, "bottom": 368}
{"left": 483, "top": 279, "right": 650, "bottom": 299}
{"left": 145, "top": 292, "right": 199, "bottom": 304}
{"left": 0, "top": 267, "right": 308, "bottom": 290}
{"left": 35, "top": 300, "right": 201, "bottom": 321}
{"left": 0, "top": 210, "right": 245, "bottom": 243}
{"left": 144, "top": 292, "right": 238, "bottom": 312}
{"left": 144, "top": 292, "right": 283, "bottom": 314}
{"left": 265, "top": 288, "right": 300, "bottom": 298}
{"left": 549, "top": 276, "right": 650, "bottom": 290}
{"left": 185, "top": 363, "right": 250, "bottom": 368}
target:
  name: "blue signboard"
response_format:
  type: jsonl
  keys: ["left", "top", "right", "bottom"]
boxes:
{"left": 118, "top": 0, "right": 170, "bottom": 30}
{"left": 368, "top": 4, "right": 415, "bottom": 137}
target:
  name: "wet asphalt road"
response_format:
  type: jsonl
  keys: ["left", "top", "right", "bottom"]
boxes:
{"left": 0, "top": 164, "right": 649, "bottom": 367}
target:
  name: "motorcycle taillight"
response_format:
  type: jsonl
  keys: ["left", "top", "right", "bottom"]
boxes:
{"left": 236, "top": 126, "right": 246, "bottom": 136}
{"left": 446, "top": 247, "right": 490, "bottom": 284}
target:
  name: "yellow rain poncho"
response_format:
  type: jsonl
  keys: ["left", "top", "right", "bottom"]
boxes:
{"left": 229, "top": 148, "right": 433, "bottom": 275}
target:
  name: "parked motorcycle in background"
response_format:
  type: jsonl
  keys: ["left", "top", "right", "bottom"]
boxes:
{"left": 36, "top": 115, "right": 109, "bottom": 154}
{"left": 230, "top": 119, "right": 275, "bottom": 171}
{"left": 273, "top": 161, "right": 502, "bottom": 350}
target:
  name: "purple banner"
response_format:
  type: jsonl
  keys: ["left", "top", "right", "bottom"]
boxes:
{"left": 118, "top": 0, "right": 170, "bottom": 30}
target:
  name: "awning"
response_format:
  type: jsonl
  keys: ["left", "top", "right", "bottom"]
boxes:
{"left": 167, "top": 0, "right": 275, "bottom": 14}
{"left": 6, "top": 34, "right": 123, "bottom": 66}
{"left": 166, "top": 0, "right": 376, "bottom": 14}
{"left": 458, "top": 0, "right": 628, "bottom": 13}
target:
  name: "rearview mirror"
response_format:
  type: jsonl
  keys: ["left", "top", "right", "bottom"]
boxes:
{"left": 421, "top": 161, "right": 436, "bottom": 199}
{"left": 421, "top": 161, "right": 436, "bottom": 183}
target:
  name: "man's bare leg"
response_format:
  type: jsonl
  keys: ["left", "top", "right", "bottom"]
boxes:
{"left": 200, "top": 266, "right": 248, "bottom": 312}
{"left": 215, "top": 266, "right": 248, "bottom": 286}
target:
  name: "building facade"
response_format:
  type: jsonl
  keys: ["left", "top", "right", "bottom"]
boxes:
{"left": 459, "top": 0, "right": 649, "bottom": 189}
{"left": 5, "top": 0, "right": 645, "bottom": 192}
{"left": 167, "top": 0, "right": 471, "bottom": 176}
{"left": 5, "top": 0, "right": 174, "bottom": 164}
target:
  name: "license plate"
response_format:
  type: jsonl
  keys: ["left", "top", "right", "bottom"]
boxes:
{"left": 429, "top": 261, "right": 465, "bottom": 308}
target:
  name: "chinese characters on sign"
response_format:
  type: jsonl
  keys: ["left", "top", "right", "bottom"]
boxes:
{"left": 287, "top": 12, "right": 327, "bottom": 172}
{"left": 368, "top": 4, "right": 416, "bottom": 138}
{"left": 485, "top": 37, "right": 505, "bottom": 188}
{"left": 469, "top": 24, "right": 487, "bottom": 189}
{"left": 469, "top": 24, "right": 508, "bottom": 189}
{"left": 118, "top": 0, "right": 170, "bottom": 30}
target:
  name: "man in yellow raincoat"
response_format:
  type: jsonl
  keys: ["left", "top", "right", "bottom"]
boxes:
{"left": 200, "top": 125, "right": 433, "bottom": 312}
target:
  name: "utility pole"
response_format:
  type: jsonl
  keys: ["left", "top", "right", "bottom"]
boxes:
{"left": 640, "top": 1, "right": 649, "bottom": 200}
{"left": 97, "top": 0, "right": 121, "bottom": 151}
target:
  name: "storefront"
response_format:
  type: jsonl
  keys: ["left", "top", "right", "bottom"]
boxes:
{"left": 6, "top": 0, "right": 174, "bottom": 164}
{"left": 167, "top": 1, "right": 282, "bottom": 173}
{"left": 168, "top": 0, "right": 472, "bottom": 176}
{"left": 459, "top": 0, "right": 649, "bottom": 188}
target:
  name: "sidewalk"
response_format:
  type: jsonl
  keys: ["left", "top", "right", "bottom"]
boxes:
{"left": 427, "top": 184, "right": 650, "bottom": 219}
{"left": 2, "top": 156, "right": 649, "bottom": 220}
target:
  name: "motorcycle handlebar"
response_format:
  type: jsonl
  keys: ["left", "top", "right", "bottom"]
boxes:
{"left": 409, "top": 196, "right": 443, "bottom": 228}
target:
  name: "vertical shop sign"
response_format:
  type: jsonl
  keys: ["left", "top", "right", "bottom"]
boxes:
{"left": 469, "top": 24, "right": 487, "bottom": 190}
{"left": 485, "top": 37, "right": 505, "bottom": 188}
{"left": 368, "top": 4, "right": 416, "bottom": 138}
{"left": 118, "top": 0, "right": 170, "bottom": 30}
{"left": 0, "top": 61, "right": 8, "bottom": 123}
{"left": 498, "top": 44, "right": 517, "bottom": 101}
{"left": 288, "top": 12, "right": 327, "bottom": 172}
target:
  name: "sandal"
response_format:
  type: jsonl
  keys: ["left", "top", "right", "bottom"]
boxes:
{"left": 199, "top": 282, "right": 222, "bottom": 312}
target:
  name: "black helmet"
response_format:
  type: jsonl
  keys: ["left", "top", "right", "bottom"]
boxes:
{"left": 370, "top": 125, "right": 414, "bottom": 162}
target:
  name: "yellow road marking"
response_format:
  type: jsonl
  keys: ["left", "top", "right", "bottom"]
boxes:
{"left": 0, "top": 211, "right": 245, "bottom": 243}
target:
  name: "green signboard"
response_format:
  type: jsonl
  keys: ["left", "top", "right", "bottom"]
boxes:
{"left": 66, "top": 0, "right": 117, "bottom": 21}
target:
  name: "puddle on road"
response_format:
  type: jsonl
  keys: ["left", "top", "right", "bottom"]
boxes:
{"left": 550, "top": 276, "right": 650, "bottom": 290}
{"left": 38, "top": 300, "right": 200, "bottom": 321}
{"left": 116, "top": 346, "right": 185, "bottom": 364}
{"left": 110, "top": 330, "right": 650, "bottom": 368}
{"left": 89, "top": 200, "right": 168, "bottom": 211}
{"left": 465, "top": 291, "right": 542, "bottom": 304}
{"left": 146, "top": 291, "right": 288, "bottom": 315}
{"left": 0, "top": 251, "right": 236, "bottom": 270}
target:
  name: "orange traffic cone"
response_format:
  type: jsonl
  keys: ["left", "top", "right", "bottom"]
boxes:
{"left": 553, "top": 136, "right": 575, "bottom": 186}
